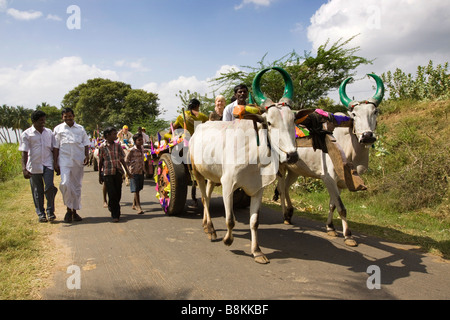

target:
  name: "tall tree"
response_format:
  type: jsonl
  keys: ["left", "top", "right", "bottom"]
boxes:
{"left": 211, "top": 35, "right": 372, "bottom": 109}
{"left": 61, "top": 78, "right": 161, "bottom": 133}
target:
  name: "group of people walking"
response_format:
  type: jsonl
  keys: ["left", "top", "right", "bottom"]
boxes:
{"left": 19, "top": 108, "right": 147, "bottom": 223}
{"left": 20, "top": 108, "right": 89, "bottom": 223}
{"left": 19, "top": 85, "right": 247, "bottom": 224}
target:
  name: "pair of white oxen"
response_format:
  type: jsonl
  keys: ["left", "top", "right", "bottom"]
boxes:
{"left": 189, "top": 67, "right": 384, "bottom": 264}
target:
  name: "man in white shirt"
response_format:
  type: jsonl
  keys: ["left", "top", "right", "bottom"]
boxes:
{"left": 222, "top": 84, "right": 249, "bottom": 121}
{"left": 53, "top": 108, "right": 90, "bottom": 223}
{"left": 19, "top": 110, "right": 58, "bottom": 222}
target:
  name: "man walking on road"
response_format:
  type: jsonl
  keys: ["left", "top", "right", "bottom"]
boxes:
{"left": 19, "top": 110, "right": 58, "bottom": 223}
{"left": 53, "top": 108, "right": 90, "bottom": 223}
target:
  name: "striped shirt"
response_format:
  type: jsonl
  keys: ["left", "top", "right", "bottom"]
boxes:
{"left": 98, "top": 141, "right": 125, "bottom": 176}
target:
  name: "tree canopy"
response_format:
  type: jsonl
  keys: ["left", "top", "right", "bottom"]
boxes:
{"left": 210, "top": 35, "right": 372, "bottom": 110}
{"left": 61, "top": 78, "right": 161, "bottom": 134}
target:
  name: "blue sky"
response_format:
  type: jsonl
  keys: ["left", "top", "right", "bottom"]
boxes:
{"left": 1, "top": 0, "right": 449, "bottom": 121}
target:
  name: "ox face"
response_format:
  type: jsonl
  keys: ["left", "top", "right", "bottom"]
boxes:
{"left": 348, "top": 102, "right": 378, "bottom": 145}
{"left": 252, "top": 67, "right": 298, "bottom": 164}
{"left": 340, "top": 73, "right": 385, "bottom": 146}
{"left": 264, "top": 106, "right": 298, "bottom": 164}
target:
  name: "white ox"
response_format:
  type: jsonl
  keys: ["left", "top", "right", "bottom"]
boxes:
{"left": 189, "top": 67, "right": 298, "bottom": 264}
{"left": 276, "top": 74, "right": 385, "bottom": 246}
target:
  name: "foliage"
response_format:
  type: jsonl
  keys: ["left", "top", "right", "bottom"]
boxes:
{"left": 35, "top": 102, "right": 62, "bottom": 130}
{"left": 0, "top": 143, "right": 21, "bottom": 182}
{"left": 175, "top": 89, "right": 215, "bottom": 118}
{"left": 61, "top": 78, "right": 161, "bottom": 134}
{"left": 210, "top": 35, "right": 372, "bottom": 109}
{"left": 382, "top": 60, "right": 450, "bottom": 101}
{"left": 0, "top": 105, "right": 32, "bottom": 143}
{"left": 366, "top": 99, "right": 450, "bottom": 213}
{"left": 130, "top": 115, "right": 170, "bottom": 139}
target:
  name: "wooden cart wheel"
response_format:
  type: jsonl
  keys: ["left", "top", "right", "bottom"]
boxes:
{"left": 154, "top": 153, "right": 188, "bottom": 216}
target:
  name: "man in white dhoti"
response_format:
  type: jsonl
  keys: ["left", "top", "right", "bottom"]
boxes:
{"left": 53, "top": 108, "right": 90, "bottom": 223}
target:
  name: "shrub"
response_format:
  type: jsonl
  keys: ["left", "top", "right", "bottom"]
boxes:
{"left": 0, "top": 144, "right": 22, "bottom": 182}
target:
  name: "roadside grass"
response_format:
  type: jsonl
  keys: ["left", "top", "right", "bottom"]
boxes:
{"left": 0, "top": 175, "right": 60, "bottom": 299}
{"left": 262, "top": 171, "right": 450, "bottom": 260}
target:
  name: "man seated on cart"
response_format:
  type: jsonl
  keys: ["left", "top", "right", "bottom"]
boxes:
{"left": 164, "top": 98, "right": 208, "bottom": 142}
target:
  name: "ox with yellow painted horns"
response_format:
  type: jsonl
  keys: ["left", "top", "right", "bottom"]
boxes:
{"left": 189, "top": 67, "right": 298, "bottom": 264}
{"left": 275, "top": 73, "right": 385, "bottom": 247}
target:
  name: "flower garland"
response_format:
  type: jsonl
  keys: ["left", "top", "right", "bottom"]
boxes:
{"left": 152, "top": 134, "right": 185, "bottom": 213}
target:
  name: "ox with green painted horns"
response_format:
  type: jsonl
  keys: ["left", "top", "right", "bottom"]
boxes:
{"left": 189, "top": 67, "right": 298, "bottom": 264}
{"left": 276, "top": 74, "right": 385, "bottom": 247}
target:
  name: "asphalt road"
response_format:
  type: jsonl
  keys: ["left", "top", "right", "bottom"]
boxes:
{"left": 43, "top": 166, "right": 450, "bottom": 301}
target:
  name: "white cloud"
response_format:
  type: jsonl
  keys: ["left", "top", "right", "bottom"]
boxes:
{"left": 235, "top": 0, "right": 272, "bottom": 10}
{"left": 0, "top": 57, "right": 119, "bottom": 108}
{"left": 6, "top": 8, "right": 43, "bottom": 20}
{"left": 307, "top": 0, "right": 450, "bottom": 101}
{"left": 141, "top": 65, "right": 240, "bottom": 121}
{"left": 0, "top": 0, "right": 7, "bottom": 12}
{"left": 0, "top": 55, "right": 239, "bottom": 123}
{"left": 114, "top": 59, "right": 149, "bottom": 71}
{"left": 46, "top": 14, "right": 62, "bottom": 21}
{"left": 142, "top": 76, "right": 210, "bottom": 121}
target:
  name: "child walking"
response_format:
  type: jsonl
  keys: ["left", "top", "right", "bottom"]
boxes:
{"left": 125, "top": 133, "right": 145, "bottom": 214}
{"left": 98, "top": 127, "right": 130, "bottom": 222}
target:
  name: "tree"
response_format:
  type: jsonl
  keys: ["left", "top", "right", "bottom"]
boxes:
{"left": 61, "top": 78, "right": 161, "bottom": 134}
{"left": 0, "top": 104, "right": 32, "bottom": 143}
{"left": 382, "top": 60, "right": 450, "bottom": 101}
{"left": 211, "top": 35, "right": 372, "bottom": 109}
{"left": 175, "top": 90, "right": 215, "bottom": 117}
{"left": 36, "top": 102, "right": 62, "bottom": 130}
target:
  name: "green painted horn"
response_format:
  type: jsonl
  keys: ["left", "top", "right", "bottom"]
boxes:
{"left": 252, "top": 68, "right": 273, "bottom": 107}
{"left": 272, "top": 66, "right": 294, "bottom": 102}
{"left": 252, "top": 67, "right": 294, "bottom": 107}
{"left": 339, "top": 77, "right": 354, "bottom": 109}
{"left": 367, "top": 73, "right": 385, "bottom": 106}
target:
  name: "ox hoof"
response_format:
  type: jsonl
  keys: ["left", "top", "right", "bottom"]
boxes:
{"left": 344, "top": 237, "right": 358, "bottom": 247}
{"left": 327, "top": 230, "right": 339, "bottom": 237}
{"left": 254, "top": 254, "right": 270, "bottom": 264}
{"left": 223, "top": 236, "right": 234, "bottom": 247}
{"left": 208, "top": 232, "right": 217, "bottom": 241}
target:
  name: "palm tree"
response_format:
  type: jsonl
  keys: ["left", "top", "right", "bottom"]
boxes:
{"left": 0, "top": 105, "right": 13, "bottom": 143}
{"left": 0, "top": 105, "right": 8, "bottom": 143}
{"left": 12, "top": 106, "right": 32, "bottom": 143}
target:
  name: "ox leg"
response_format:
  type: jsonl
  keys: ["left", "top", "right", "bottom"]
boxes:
{"left": 196, "top": 177, "right": 217, "bottom": 241}
{"left": 326, "top": 201, "right": 338, "bottom": 237}
{"left": 250, "top": 189, "right": 269, "bottom": 264}
{"left": 221, "top": 181, "right": 235, "bottom": 247}
{"left": 282, "top": 171, "right": 298, "bottom": 225}
{"left": 324, "top": 184, "right": 357, "bottom": 247}
{"left": 322, "top": 175, "right": 342, "bottom": 238}
{"left": 336, "top": 204, "right": 357, "bottom": 247}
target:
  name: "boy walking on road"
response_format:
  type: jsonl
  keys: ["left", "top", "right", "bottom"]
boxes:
{"left": 98, "top": 127, "right": 131, "bottom": 222}
{"left": 125, "top": 133, "right": 145, "bottom": 214}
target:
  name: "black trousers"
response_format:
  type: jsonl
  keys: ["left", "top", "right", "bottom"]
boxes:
{"left": 104, "top": 172, "right": 123, "bottom": 219}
